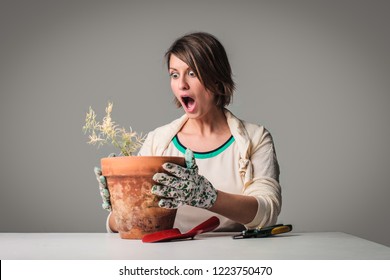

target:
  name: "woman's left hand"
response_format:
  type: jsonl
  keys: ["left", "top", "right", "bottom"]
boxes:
{"left": 152, "top": 149, "right": 218, "bottom": 209}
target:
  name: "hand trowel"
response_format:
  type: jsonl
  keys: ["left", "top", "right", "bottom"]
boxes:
{"left": 142, "top": 216, "right": 220, "bottom": 243}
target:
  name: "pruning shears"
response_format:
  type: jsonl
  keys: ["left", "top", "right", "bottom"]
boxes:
{"left": 233, "top": 224, "right": 293, "bottom": 239}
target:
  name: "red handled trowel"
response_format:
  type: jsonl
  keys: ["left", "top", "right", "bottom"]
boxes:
{"left": 142, "top": 216, "right": 220, "bottom": 243}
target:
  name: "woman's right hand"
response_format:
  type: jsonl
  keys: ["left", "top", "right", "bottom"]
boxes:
{"left": 94, "top": 166, "right": 112, "bottom": 211}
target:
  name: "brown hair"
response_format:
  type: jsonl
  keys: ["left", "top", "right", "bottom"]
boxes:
{"left": 165, "top": 32, "right": 235, "bottom": 108}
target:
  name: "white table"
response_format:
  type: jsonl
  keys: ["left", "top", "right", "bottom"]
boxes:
{"left": 1, "top": 232, "right": 389, "bottom": 260}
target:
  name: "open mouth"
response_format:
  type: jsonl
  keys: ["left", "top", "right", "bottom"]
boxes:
{"left": 181, "top": 96, "right": 195, "bottom": 111}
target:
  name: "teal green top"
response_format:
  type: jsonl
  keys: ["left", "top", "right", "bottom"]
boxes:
{"left": 172, "top": 135, "right": 235, "bottom": 159}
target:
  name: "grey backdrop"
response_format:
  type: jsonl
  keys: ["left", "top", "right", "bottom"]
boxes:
{"left": 1, "top": 0, "right": 389, "bottom": 247}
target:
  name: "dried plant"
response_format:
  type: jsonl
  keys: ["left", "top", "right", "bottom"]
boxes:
{"left": 83, "top": 102, "right": 146, "bottom": 156}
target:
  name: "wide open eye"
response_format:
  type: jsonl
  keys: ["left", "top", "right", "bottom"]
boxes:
{"left": 170, "top": 72, "right": 179, "bottom": 79}
{"left": 188, "top": 70, "right": 196, "bottom": 77}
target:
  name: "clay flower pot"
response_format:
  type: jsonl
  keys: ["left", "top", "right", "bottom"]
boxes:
{"left": 101, "top": 156, "right": 185, "bottom": 239}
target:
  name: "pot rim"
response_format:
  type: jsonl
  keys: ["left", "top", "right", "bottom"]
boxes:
{"left": 101, "top": 155, "right": 185, "bottom": 176}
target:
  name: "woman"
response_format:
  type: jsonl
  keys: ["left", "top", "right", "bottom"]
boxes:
{"left": 97, "top": 32, "right": 281, "bottom": 232}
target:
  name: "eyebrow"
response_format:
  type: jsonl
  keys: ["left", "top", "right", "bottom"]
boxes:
{"left": 169, "top": 67, "right": 191, "bottom": 72}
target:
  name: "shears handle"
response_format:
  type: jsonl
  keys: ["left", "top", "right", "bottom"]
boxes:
{"left": 233, "top": 224, "right": 293, "bottom": 239}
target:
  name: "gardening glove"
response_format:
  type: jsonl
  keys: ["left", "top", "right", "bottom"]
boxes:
{"left": 151, "top": 149, "right": 218, "bottom": 209}
{"left": 93, "top": 153, "right": 116, "bottom": 211}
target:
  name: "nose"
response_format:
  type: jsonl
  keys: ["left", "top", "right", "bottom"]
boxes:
{"left": 178, "top": 75, "right": 189, "bottom": 90}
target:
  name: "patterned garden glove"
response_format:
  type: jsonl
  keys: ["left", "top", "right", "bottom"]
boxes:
{"left": 151, "top": 149, "right": 218, "bottom": 209}
{"left": 93, "top": 153, "right": 116, "bottom": 211}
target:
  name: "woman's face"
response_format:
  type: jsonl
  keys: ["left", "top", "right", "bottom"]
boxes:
{"left": 169, "top": 54, "right": 216, "bottom": 118}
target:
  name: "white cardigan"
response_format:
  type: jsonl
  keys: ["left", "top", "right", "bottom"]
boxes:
{"left": 138, "top": 109, "right": 282, "bottom": 229}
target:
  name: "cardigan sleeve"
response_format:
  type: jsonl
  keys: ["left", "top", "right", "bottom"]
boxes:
{"left": 242, "top": 128, "right": 282, "bottom": 229}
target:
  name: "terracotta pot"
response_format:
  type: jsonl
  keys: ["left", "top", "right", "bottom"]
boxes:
{"left": 101, "top": 156, "right": 185, "bottom": 239}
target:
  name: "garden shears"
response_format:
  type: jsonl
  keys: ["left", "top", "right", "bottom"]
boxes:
{"left": 233, "top": 224, "right": 293, "bottom": 239}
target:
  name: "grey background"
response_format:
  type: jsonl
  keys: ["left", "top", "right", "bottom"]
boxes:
{"left": 1, "top": 0, "right": 389, "bottom": 247}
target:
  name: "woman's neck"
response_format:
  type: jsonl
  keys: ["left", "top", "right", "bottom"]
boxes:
{"left": 182, "top": 108, "right": 228, "bottom": 137}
